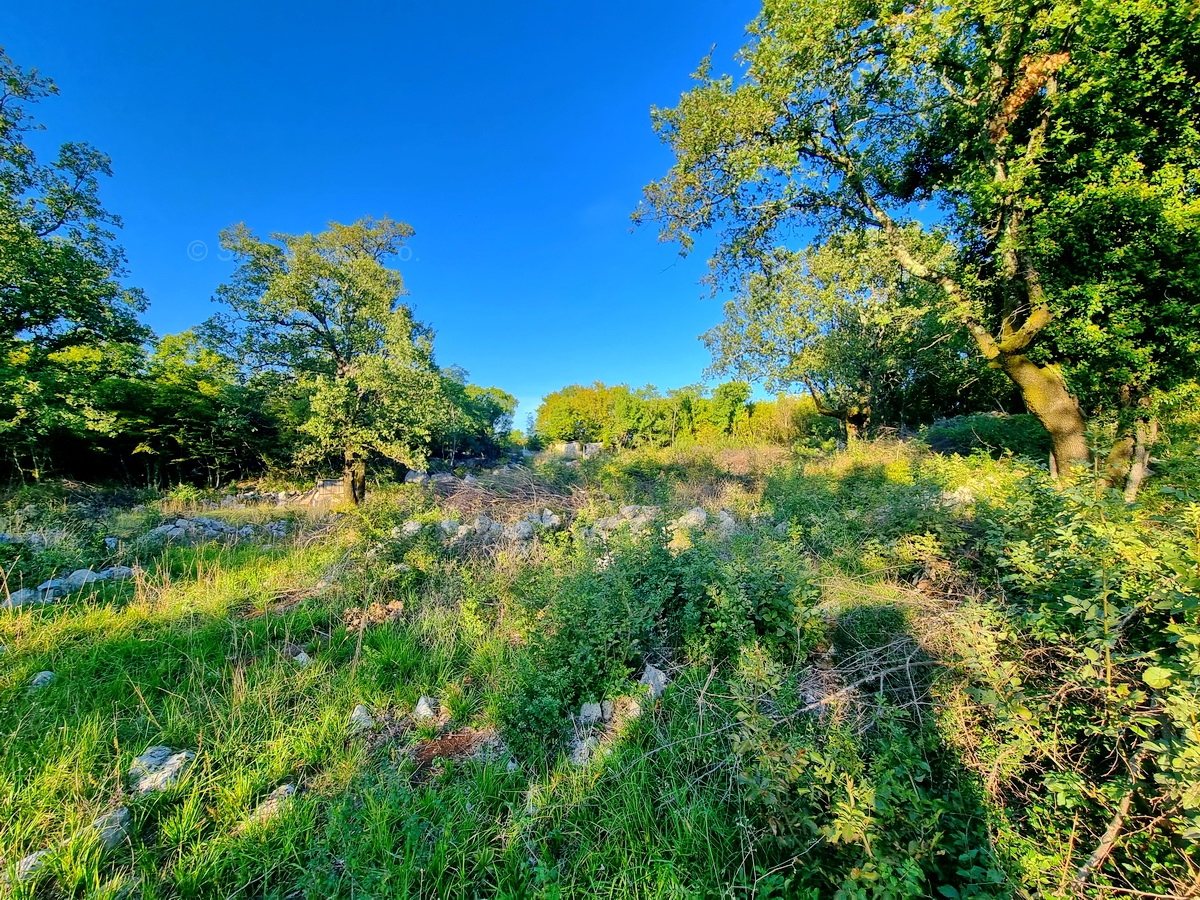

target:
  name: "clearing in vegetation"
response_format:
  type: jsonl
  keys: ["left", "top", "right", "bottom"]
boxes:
{"left": 1, "top": 437, "right": 1198, "bottom": 899}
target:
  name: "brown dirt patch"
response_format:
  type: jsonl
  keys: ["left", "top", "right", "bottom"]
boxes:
{"left": 344, "top": 600, "right": 405, "bottom": 631}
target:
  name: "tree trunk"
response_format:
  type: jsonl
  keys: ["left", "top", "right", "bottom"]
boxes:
{"left": 1122, "top": 419, "right": 1158, "bottom": 502}
{"left": 998, "top": 354, "right": 1089, "bottom": 474}
{"left": 344, "top": 451, "right": 367, "bottom": 505}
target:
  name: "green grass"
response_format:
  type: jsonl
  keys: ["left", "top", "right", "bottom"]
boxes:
{"left": 0, "top": 440, "right": 1197, "bottom": 898}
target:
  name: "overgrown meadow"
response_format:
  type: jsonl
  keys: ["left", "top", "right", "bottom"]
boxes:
{"left": 1, "top": 433, "right": 1197, "bottom": 899}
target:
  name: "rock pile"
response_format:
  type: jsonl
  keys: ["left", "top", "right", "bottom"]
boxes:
{"left": 397, "top": 509, "right": 562, "bottom": 545}
{"left": 4, "top": 565, "right": 136, "bottom": 608}
{"left": 145, "top": 517, "right": 287, "bottom": 544}
{"left": 567, "top": 665, "right": 669, "bottom": 767}
{"left": 582, "top": 505, "right": 661, "bottom": 542}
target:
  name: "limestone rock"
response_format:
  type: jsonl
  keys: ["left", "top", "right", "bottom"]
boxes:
{"left": 129, "top": 746, "right": 195, "bottom": 793}
{"left": 399, "top": 520, "right": 423, "bottom": 537}
{"left": 715, "top": 510, "right": 737, "bottom": 538}
{"left": 104, "top": 565, "right": 135, "bottom": 580}
{"left": 29, "top": 671, "right": 55, "bottom": 691}
{"left": 3, "top": 588, "right": 41, "bottom": 608}
{"left": 438, "top": 519, "right": 459, "bottom": 536}
{"left": 241, "top": 784, "right": 295, "bottom": 830}
{"left": 14, "top": 849, "right": 50, "bottom": 883}
{"left": 349, "top": 705, "right": 375, "bottom": 734}
{"left": 640, "top": 664, "right": 668, "bottom": 699}
{"left": 65, "top": 569, "right": 105, "bottom": 589}
{"left": 91, "top": 807, "right": 132, "bottom": 852}
{"left": 404, "top": 470, "right": 430, "bottom": 484}
{"left": 578, "top": 702, "right": 603, "bottom": 725}
{"left": 569, "top": 735, "right": 599, "bottom": 766}
{"left": 414, "top": 695, "right": 437, "bottom": 720}
{"left": 674, "top": 507, "right": 708, "bottom": 530}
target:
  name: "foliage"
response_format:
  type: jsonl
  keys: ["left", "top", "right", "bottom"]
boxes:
{"left": 0, "top": 48, "right": 149, "bottom": 480}
{"left": 706, "top": 233, "right": 1015, "bottom": 433}
{"left": 922, "top": 414, "right": 1053, "bottom": 460}
{"left": 208, "top": 217, "right": 453, "bottom": 496}
{"left": 638, "top": 0, "right": 1200, "bottom": 473}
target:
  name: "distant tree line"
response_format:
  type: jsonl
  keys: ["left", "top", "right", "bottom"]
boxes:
{"left": 533, "top": 381, "right": 846, "bottom": 449}
{"left": 0, "top": 50, "right": 513, "bottom": 499}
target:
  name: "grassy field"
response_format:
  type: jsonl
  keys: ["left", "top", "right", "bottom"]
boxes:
{"left": 1, "top": 441, "right": 1197, "bottom": 899}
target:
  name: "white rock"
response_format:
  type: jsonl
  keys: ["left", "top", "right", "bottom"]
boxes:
{"left": 456, "top": 525, "right": 473, "bottom": 539}
{"left": 601, "top": 701, "right": 613, "bottom": 722}
{"left": 541, "top": 509, "right": 561, "bottom": 528}
{"left": 4, "top": 588, "right": 41, "bottom": 608}
{"left": 438, "top": 519, "right": 459, "bottom": 536}
{"left": 578, "top": 702, "right": 603, "bottom": 724}
{"left": 512, "top": 521, "right": 535, "bottom": 541}
{"left": 104, "top": 566, "right": 135, "bottom": 581}
{"left": 37, "top": 578, "right": 69, "bottom": 594}
{"left": 66, "top": 569, "right": 104, "bottom": 589}
{"left": 404, "top": 470, "right": 429, "bottom": 484}
{"left": 715, "top": 510, "right": 737, "bottom": 538}
{"left": 348, "top": 705, "right": 375, "bottom": 734}
{"left": 569, "top": 736, "right": 599, "bottom": 766}
{"left": 129, "top": 746, "right": 195, "bottom": 793}
{"left": 473, "top": 514, "right": 493, "bottom": 535}
{"left": 14, "top": 849, "right": 50, "bottom": 883}
{"left": 463, "top": 474, "right": 480, "bottom": 485}
{"left": 291, "top": 650, "right": 312, "bottom": 666}
{"left": 175, "top": 519, "right": 191, "bottom": 529}
{"left": 640, "top": 665, "right": 668, "bottom": 699}
{"left": 242, "top": 784, "right": 295, "bottom": 829}
{"left": 414, "top": 696, "right": 437, "bottom": 720}
{"left": 400, "top": 520, "right": 423, "bottom": 537}
{"left": 91, "top": 807, "right": 131, "bottom": 851}
{"left": 29, "top": 671, "right": 55, "bottom": 690}
{"left": 675, "top": 507, "right": 708, "bottom": 530}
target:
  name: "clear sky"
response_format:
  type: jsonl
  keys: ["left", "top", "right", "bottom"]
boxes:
{"left": 0, "top": 0, "right": 762, "bottom": 426}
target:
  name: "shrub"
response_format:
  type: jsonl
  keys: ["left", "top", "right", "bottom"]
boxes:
{"left": 922, "top": 413, "right": 1051, "bottom": 459}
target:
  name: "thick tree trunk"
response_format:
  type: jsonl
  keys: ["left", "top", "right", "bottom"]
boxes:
{"left": 998, "top": 353, "right": 1089, "bottom": 474}
{"left": 344, "top": 451, "right": 367, "bottom": 505}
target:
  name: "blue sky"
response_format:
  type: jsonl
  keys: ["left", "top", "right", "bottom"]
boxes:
{"left": 1, "top": 0, "right": 761, "bottom": 426}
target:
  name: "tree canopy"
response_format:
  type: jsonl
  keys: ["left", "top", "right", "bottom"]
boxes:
{"left": 638, "top": 0, "right": 1200, "bottom": 481}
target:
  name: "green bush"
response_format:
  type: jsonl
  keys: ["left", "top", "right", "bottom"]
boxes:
{"left": 922, "top": 413, "right": 1051, "bottom": 459}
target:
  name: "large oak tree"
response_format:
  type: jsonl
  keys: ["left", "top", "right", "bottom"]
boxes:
{"left": 638, "top": 0, "right": 1200, "bottom": 485}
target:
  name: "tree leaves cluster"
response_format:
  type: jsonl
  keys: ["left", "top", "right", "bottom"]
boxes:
{"left": 0, "top": 50, "right": 512, "bottom": 495}
{"left": 639, "top": 0, "right": 1200, "bottom": 487}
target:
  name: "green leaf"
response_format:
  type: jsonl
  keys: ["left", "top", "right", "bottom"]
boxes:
{"left": 1142, "top": 667, "right": 1173, "bottom": 689}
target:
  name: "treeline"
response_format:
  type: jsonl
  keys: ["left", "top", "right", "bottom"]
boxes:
{"left": 533, "top": 381, "right": 841, "bottom": 449}
{"left": 0, "top": 51, "right": 512, "bottom": 494}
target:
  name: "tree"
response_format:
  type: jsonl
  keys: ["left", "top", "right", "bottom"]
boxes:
{"left": 705, "top": 233, "right": 1012, "bottom": 438}
{"left": 0, "top": 48, "right": 148, "bottom": 478}
{"left": 534, "top": 383, "right": 621, "bottom": 444}
{"left": 208, "top": 217, "right": 446, "bottom": 503}
{"left": 638, "top": 0, "right": 1200, "bottom": 483}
